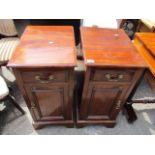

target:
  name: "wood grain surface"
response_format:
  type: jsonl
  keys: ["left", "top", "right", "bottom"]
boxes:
{"left": 80, "top": 27, "right": 147, "bottom": 68}
{"left": 8, "top": 26, "right": 77, "bottom": 68}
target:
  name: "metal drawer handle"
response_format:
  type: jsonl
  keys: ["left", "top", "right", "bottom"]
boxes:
{"left": 105, "top": 74, "right": 123, "bottom": 82}
{"left": 35, "top": 75, "right": 54, "bottom": 83}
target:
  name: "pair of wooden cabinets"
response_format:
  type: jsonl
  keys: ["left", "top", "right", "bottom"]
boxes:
{"left": 8, "top": 26, "right": 147, "bottom": 129}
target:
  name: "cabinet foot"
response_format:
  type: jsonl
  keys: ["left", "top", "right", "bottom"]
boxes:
{"left": 76, "top": 123, "right": 85, "bottom": 128}
{"left": 76, "top": 121, "right": 116, "bottom": 128}
{"left": 66, "top": 124, "right": 74, "bottom": 128}
{"left": 105, "top": 123, "right": 116, "bottom": 128}
{"left": 32, "top": 123, "right": 44, "bottom": 130}
{"left": 124, "top": 103, "right": 137, "bottom": 123}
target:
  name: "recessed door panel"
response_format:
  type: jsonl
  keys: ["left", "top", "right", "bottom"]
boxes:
{"left": 80, "top": 84, "right": 129, "bottom": 120}
{"left": 88, "top": 86, "right": 121, "bottom": 119}
{"left": 25, "top": 84, "right": 69, "bottom": 121}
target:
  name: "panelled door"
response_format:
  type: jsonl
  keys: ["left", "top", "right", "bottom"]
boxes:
{"left": 80, "top": 83, "right": 129, "bottom": 120}
{"left": 25, "top": 83, "right": 72, "bottom": 122}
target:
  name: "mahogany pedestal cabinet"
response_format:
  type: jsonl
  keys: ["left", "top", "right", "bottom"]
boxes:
{"left": 8, "top": 26, "right": 77, "bottom": 129}
{"left": 77, "top": 27, "right": 147, "bottom": 128}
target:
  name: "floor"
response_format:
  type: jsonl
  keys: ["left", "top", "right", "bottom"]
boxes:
{"left": 1, "top": 67, "right": 155, "bottom": 135}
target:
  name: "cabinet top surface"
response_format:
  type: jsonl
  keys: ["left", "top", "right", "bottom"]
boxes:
{"left": 8, "top": 26, "right": 77, "bottom": 68}
{"left": 80, "top": 27, "right": 147, "bottom": 68}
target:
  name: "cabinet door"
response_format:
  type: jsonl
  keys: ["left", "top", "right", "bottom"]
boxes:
{"left": 24, "top": 84, "right": 71, "bottom": 121}
{"left": 80, "top": 84, "right": 128, "bottom": 120}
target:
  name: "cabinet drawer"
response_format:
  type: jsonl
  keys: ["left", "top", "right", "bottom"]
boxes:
{"left": 21, "top": 70, "right": 69, "bottom": 83}
{"left": 91, "top": 69, "right": 136, "bottom": 82}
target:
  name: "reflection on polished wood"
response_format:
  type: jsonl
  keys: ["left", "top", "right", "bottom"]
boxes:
{"left": 8, "top": 26, "right": 77, "bottom": 68}
{"left": 80, "top": 27, "right": 147, "bottom": 68}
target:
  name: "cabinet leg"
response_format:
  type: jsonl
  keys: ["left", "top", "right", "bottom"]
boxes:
{"left": 124, "top": 102, "right": 137, "bottom": 123}
{"left": 66, "top": 124, "right": 74, "bottom": 128}
{"left": 105, "top": 123, "right": 116, "bottom": 128}
{"left": 76, "top": 123, "right": 85, "bottom": 128}
{"left": 32, "top": 123, "right": 43, "bottom": 130}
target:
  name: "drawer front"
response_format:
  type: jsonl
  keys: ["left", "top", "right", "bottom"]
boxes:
{"left": 91, "top": 69, "right": 136, "bottom": 82}
{"left": 21, "top": 70, "right": 69, "bottom": 83}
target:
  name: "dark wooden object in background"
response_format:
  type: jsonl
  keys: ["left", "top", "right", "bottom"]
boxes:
{"left": 8, "top": 26, "right": 77, "bottom": 129}
{"left": 77, "top": 27, "right": 147, "bottom": 128}
{"left": 134, "top": 33, "right": 155, "bottom": 75}
{"left": 14, "top": 19, "right": 81, "bottom": 45}
{"left": 135, "top": 20, "right": 155, "bottom": 92}
{"left": 145, "top": 70, "right": 155, "bottom": 92}
{"left": 124, "top": 33, "right": 155, "bottom": 123}
{"left": 134, "top": 33, "right": 155, "bottom": 92}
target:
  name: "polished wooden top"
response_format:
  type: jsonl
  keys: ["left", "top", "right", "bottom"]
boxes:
{"left": 135, "top": 33, "right": 155, "bottom": 57}
{"left": 8, "top": 26, "right": 77, "bottom": 68}
{"left": 134, "top": 33, "right": 155, "bottom": 76}
{"left": 80, "top": 27, "right": 147, "bottom": 68}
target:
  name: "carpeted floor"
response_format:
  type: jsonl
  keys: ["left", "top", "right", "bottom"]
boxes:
{"left": 1, "top": 67, "right": 155, "bottom": 135}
